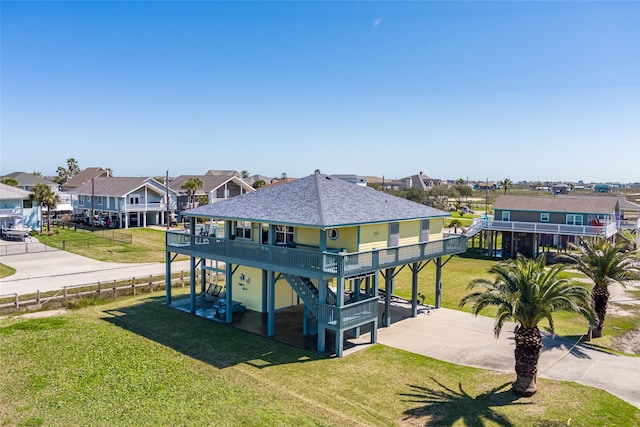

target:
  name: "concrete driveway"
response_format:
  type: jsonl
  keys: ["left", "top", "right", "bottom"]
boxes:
{"left": 369, "top": 302, "right": 640, "bottom": 409}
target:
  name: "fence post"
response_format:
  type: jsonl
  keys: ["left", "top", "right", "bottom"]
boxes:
{"left": 64, "top": 287, "right": 67, "bottom": 302}
{"left": 15, "top": 294, "right": 19, "bottom": 310}
{"left": 149, "top": 275, "right": 153, "bottom": 292}
{"left": 132, "top": 278, "right": 136, "bottom": 296}
{"left": 113, "top": 280, "right": 117, "bottom": 298}
{"left": 97, "top": 281, "right": 101, "bottom": 296}
{"left": 36, "top": 290, "right": 40, "bottom": 305}
{"left": 181, "top": 270, "right": 185, "bottom": 288}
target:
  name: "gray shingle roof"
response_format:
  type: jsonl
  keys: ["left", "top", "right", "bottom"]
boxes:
{"left": 169, "top": 175, "right": 252, "bottom": 195}
{"left": 184, "top": 174, "right": 450, "bottom": 228}
{"left": 494, "top": 195, "right": 619, "bottom": 214}
{"left": 73, "top": 177, "right": 155, "bottom": 196}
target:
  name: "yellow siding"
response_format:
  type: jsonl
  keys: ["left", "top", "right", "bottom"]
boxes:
{"left": 275, "top": 278, "right": 298, "bottom": 309}
{"left": 399, "top": 220, "right": 420, "bottom": 246}
{"left": 230, "top": 266, "right": 297, "bottom": 311}
{"left": 359, "top": 223, "right": 388, "bottom": 252}
{"left": 430, "top": 218, "right": 444, "bottom": 240}
{"left": 328, "top": 227, "right": 358, "bottom": 252}
{"left": 296, "top": 227, "right": 319, "bottom": 246}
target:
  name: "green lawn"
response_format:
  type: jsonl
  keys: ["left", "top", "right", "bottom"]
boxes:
{"left": 34, "top": 226, "right": 187, "bottom": 263}
{"left": 1, "top": 293, "right": 637, "bottom": 426}
{"left": 0, "top": 263, "right": 16, "bottom": 279}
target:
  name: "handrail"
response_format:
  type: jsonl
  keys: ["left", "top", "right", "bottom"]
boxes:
{"left": 167, "top": 232, "right": 468, "bottom": 277}
{"left": 467, "top": 218, "right": 618, "bottom": 238}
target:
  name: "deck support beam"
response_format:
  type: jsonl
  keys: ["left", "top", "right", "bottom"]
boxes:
{"left": 435, "top": 257, "right": 442, "bottom": 309}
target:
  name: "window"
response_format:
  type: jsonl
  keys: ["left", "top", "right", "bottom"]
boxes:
{"left": 501, "top": 211, "right": 511, "bottom": 221}
{"left": 129, "top": 197, "right": 139, "bottom": 205}
{"left": 328, "top": 228, "right": 339, "bottom": 240}
{"left": 566, "top": 214, "right": 583, "bottom": 226}
{"left": 234, "top": 221, "right": 252, "bottom": 239}
{"left": 276, "top": 225, "right": 294, "bottom": 244}
{"left": 540, "top": 213, "right": 550, "bottom": 222}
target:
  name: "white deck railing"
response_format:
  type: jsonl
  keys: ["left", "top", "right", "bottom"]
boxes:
{"left": 466, "top": 219, "right": 618, "bottom": 238}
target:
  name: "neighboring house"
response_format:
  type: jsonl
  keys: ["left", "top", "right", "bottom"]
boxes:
{"left": 465, "top": 195, "right": 639, "bottom": 258}
{"left": 382, "top": 172, "right": 438, "bottom": 191}
{"left": 474, "top": 181, "right": 497, "bottom": 191}
{"left": 552, "top": 183, "right": 570, "bottom": 195}
{"left": 59, "top": 167, "right": 109, "bottom": 192}
{"left": 0, "top": 182, "right": 41, "bottom": 232}
{"left": 169, "top": 174, "right": 255, "bottom": 210}
{"left": 2, "top": 172, "right": 58, "bottom": 192}
{"left": 330, "top": 174, "right": 367, "bottom": 186}
{"left": 594, "top": 184, "right": 612, "bottom": 193}
{"left": 70, "top": 177, "right": 178, "bottom": 228}
{"left": 165, "top": 174, "right": 468, "bottom": 356}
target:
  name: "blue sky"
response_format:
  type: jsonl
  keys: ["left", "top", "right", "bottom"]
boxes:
{"left": 1, "top": 1, "right": 639, "bottom": 183}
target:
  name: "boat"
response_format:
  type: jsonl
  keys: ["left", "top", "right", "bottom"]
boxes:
{"left": 1, "top": 224, "right": 31, "bottom": 240}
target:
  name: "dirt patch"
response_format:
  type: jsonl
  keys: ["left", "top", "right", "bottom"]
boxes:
{"left": 0, "top": 308, "right": 68, "bottom": 320}
{"left": 613, "top": 328, "right": 640, "bottom": 355}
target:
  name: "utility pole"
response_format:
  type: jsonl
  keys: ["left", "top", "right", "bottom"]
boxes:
{"left": 165, "top": 170, "right": 170, "bottom": 230}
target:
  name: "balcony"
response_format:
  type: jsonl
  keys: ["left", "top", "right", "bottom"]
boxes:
{"left": 167, "top": 231, "right": 468, "bottom": 279}
{"left": 466, "top": 219, "right": 617, "bottom": 239}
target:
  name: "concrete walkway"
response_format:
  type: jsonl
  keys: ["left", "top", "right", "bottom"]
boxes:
{"left": 369, "top": 302, "right": 640, "bottom": 409}
{"left": 1, "top": 238, "right": 639, "bottom": 408}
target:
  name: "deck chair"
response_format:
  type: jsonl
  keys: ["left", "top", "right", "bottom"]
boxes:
{"left": 202, "top": 284, "right": 224, "bottom": 301}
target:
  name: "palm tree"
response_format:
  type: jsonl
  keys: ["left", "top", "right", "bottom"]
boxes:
{"left": 240, "top": 170, "right": 249, "bottom": 178}
{"left": 499, "top": 178, "right": 513, "bottom": 195}
{"left": 460, "top": 254, "right": 594, "bottom": 396}
{"left": 562, "top": 237, "right": 640, "bottom": 338}
{"left": 31, "top": 183, "right": 60, "bottom": 232}
{"left": 181, "top": 178, "right": 203, "bottom": 209}
{"left": 0, "top": 177, "right": 19, "bottom": 187}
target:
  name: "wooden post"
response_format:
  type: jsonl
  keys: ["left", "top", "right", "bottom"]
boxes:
{"left": 97, "top": 281, "right": 101, "bottom": 296}
{"left": 113, "top": 280, "right": 117, "bottom": 298}
{"left": 15, "top": 294, "right": 19, "bottom": 310}
{"left": 64, "top": 287, "right": 67, "bottom": 302}
{"left": 149, "top": 275, "right": 153, "bottom": 292}
{"left": 36, "top": 290, "right": 40, "bottom": 305}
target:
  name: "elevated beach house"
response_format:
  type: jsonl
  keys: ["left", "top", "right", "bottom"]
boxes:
{"left": 165, "top": 174, "right": 468, "bottom": 356}
{"left": 465, "top": 195, "right": 639, "bottom": 258}
{"left": 71, "top": 176, "right": 178, "bottom": 228}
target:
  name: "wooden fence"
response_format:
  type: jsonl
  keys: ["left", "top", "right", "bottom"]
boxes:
{"left": 0, "top": 270, "right": 195, "bottom": 314}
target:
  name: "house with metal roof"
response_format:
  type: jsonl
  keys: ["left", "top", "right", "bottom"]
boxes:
{"left": 70, "top": 176, "right": 178, "bottom": 228}
{"left": 169, "top": 174, "right": 254, "bottom": 211}
{"left": 165, "top": 174, "right": 468, "bottom": 357}
{"left": 465, "top": 195, "right": 639, "bottom": 258}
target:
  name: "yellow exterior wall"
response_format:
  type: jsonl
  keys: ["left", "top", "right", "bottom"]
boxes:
{"left": 230, "top": 265, "right": 297, "bottom": 312}
{"left": 296, "top": 227, "right": 319, "bottom": 246}
{"left": 430, "top": 218, "right": 445, "bottom": 240}
{"left": 359, "top": 223, "right": 388, "bottom": 252}
{"left": 399, "top": 220, "right": 420, "bottom": 246}
{"left": 231, "top": 266, "right": 263, "bottom": 312}
{"left": 328, "top": 227, "right": 358, "bottom": 252}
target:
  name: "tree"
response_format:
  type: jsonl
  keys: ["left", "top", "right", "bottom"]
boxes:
{"left": 402, "top": 187, "right": 426, "bottom": 204}
{"left": 280, "top": 172, "right": 288, "bottom": 179}
{"left": 562, "top": 237, "right": 640, "bottom": 338}
{"left": 499, "top": 178, "right": 513, "bottom": 195}
{"left": 426, "top": 186, "right": 453, "bottom": 210}
{"left": 453, "top": 184, "right": 472, "bottom": 205}
{"left": 240, "top": 170, "right": 249, "bottom": 178}
{"left": 0, "top": 177, "right": 19, "bottom": 187}
{"left": 314, "top": 169, "right": 321, "bottom": 174}
{"left": 31, "top": 183, "right": 60, "bottom": 232}
{"left": 460, "top": 254, "right": 594, "bottom": 396}
{"left": 54, "top": 158, "right": 81, "bottom": 184}
{"left": 252, "top": 180, "right": 265, "bottom": 189}
{"left": 181, "top": 178, "right": 203, "bottom": 209}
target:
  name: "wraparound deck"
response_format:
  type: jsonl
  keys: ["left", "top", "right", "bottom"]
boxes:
{"left": 166, "top": 231, "right": 468, "bottom": 279}
{"left": 465, "top": 219, "right": 618, "bottom": 239}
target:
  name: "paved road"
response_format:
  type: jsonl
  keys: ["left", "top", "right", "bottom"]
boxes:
{"left": 2, "top": 238, "right": 639, "bottom": 409}
{"left": 0, "top": 239, "right": 190, "bottom": 295}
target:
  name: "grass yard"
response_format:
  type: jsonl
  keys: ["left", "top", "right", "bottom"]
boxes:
{"left": 387, "top": 253, "right": 640, "bottom": 354}
{"left": 1, "top": 293, "right": 637, "bottom": 427}
{"left": 0, "top": 263, "right": 16, "bottom": 279}
{"left": 35, "top": 227, "right": 187, "bottom": 263}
